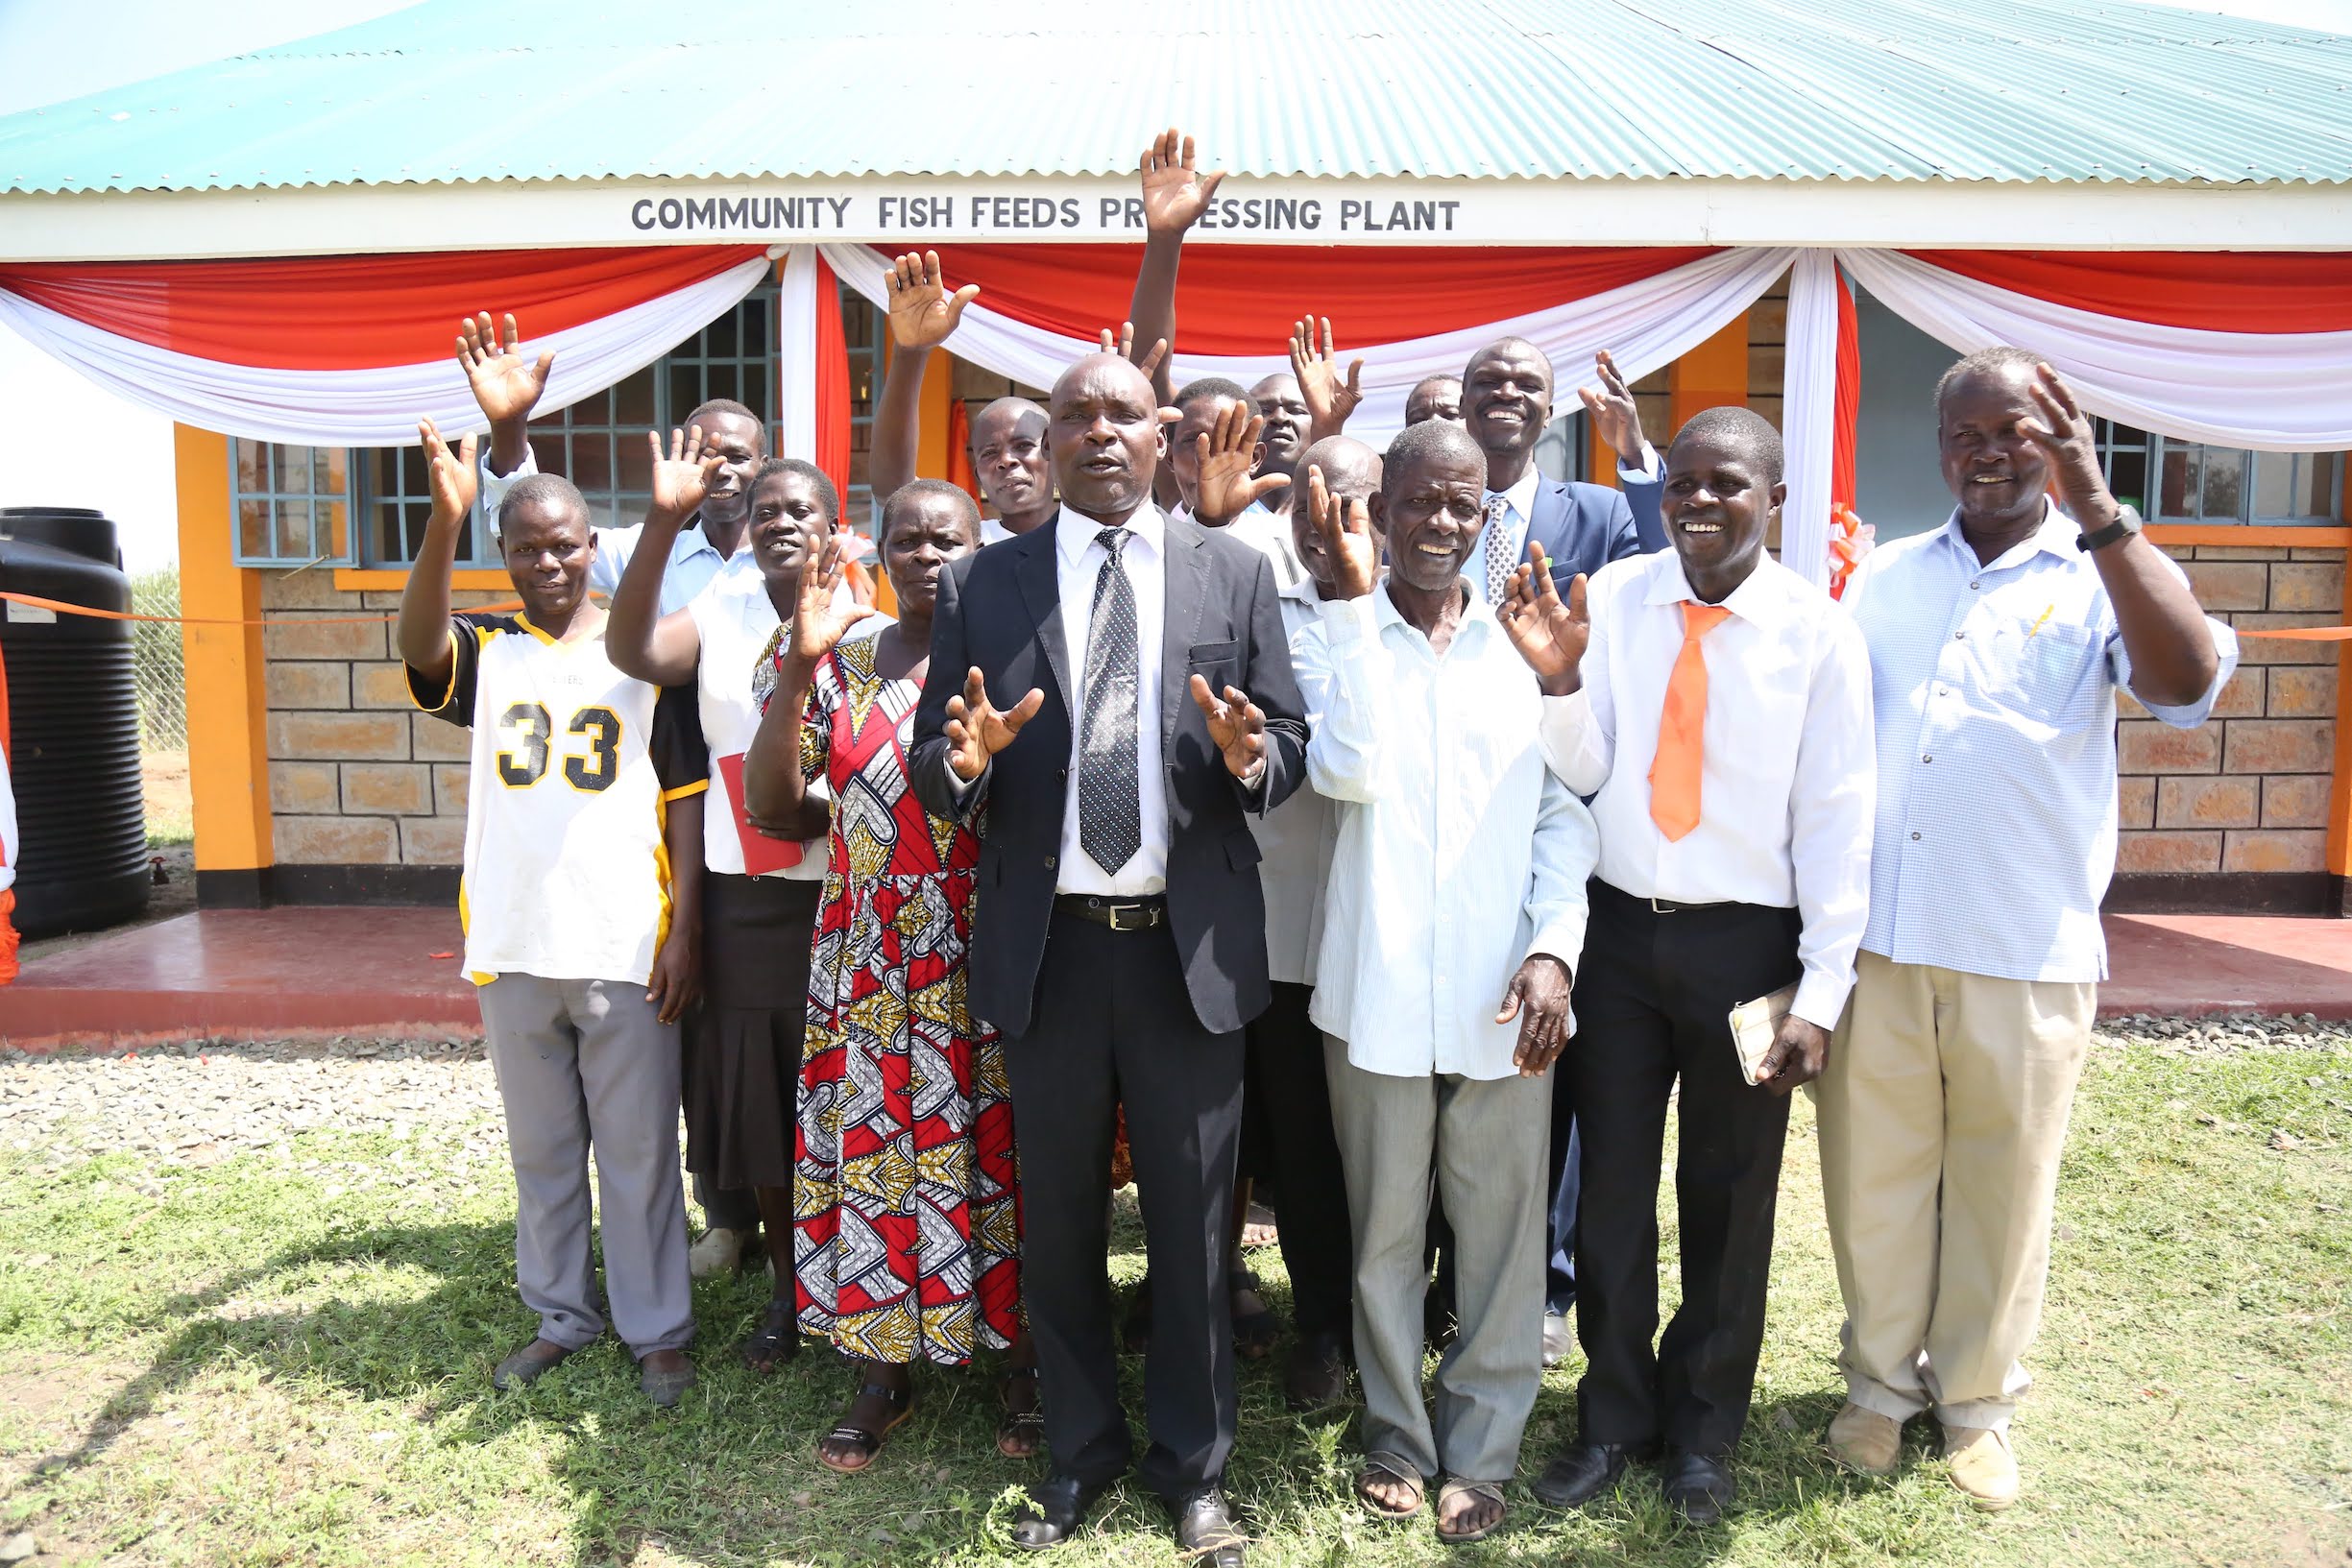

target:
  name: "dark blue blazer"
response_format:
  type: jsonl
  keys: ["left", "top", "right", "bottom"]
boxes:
{"left": 1525, "top": 470, "right": 1668, "bottom": 588}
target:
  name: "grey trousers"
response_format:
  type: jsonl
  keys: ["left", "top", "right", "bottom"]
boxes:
{"left": 1325, "top": 1037, "right": 1551, "bottom": 1484}
{"left": 475, "top": 974, "right": 694, "bottom": 1357}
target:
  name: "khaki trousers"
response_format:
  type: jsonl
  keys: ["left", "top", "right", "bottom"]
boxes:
{"left": 1817, "top": 950, "right": 2094, "bottom": 1431}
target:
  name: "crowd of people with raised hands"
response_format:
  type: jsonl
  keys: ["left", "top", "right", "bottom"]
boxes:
{"left": 396, "top": 127, "right": 2238, "bottom": 1563}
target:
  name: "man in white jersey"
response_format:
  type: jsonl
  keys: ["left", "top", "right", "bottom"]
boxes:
{"left": 398, "top": 418, "right": 708, "bottom": 1408}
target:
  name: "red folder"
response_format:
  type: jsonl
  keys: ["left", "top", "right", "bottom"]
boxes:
{"left": 715, "top": 752, "right": 805, "bottom": 874}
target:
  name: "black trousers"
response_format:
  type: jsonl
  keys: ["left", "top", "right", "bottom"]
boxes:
{"left": 1570, "top": 880, "right": 1802, "bottom": 1458}
{"left": 1240, "top": 980, "right": 1353, "bottom": 1339}
{"left": 1005, "top": 909, "right": 1244, "bottom": 1500}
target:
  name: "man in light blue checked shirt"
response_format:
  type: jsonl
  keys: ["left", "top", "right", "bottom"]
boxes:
{"left": 1823, "top": 347, "right": 2238, "bottom": 1511}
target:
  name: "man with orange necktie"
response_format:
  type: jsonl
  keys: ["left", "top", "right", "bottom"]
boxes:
{"left": 1497, "top": 406, "right": 1875, "bottom": 1524}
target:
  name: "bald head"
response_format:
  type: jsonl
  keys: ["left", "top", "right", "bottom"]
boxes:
{"left": 1048, "top": 352, "right": 1165, "bottom": 520}
{"left": 1299, "top": 435, "right": 1381, "bottom": 500}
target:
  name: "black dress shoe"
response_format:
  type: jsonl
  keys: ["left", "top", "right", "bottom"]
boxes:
{"left": 1660, "top": 1449, "right": 1735, "bottom": 1526}
{"left": 1170, "top": 1484, "right": 1247, "bottom": 1568}
{"left": 1532, "top": 1441, "right": 1653, "bottom": 1508}
{"left": 1010, "top": 1472, "right": 1111, "bottom": 1552}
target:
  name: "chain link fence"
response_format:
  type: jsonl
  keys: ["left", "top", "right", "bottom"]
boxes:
{"left": 131, "top": 567, "right": 192, "bottom": 844}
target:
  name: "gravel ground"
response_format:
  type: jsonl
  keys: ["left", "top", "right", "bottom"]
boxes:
{"left": 1, "top": 1015, "right": 2344, "bottom": 1176}
{"left": 0, "top": 1037, "right": 504, "bottom": 1173}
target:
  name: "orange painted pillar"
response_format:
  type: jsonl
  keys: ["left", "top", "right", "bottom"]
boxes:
{"left": 1669, "top": 314, "right": 1750, "bottom": 438}
{"left": 174, "top": 424, "right": 274, "bottom": 904}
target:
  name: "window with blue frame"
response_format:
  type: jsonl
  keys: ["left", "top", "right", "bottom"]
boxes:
{"left": 2097, "top": 420, "right": 2342, "bottom": 525}
{"left": 232, "top": 278, "right": 877, "bottom": 567}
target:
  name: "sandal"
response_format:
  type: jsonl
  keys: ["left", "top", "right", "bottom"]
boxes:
{"left": 815, "top": 1378, "right": 916, "bottom": 1474}
{"left": 739, "top": 1296, "right": 800, "bottom": 1373}
{"left": 1435, "top": 1478, "right": 1508, "bottom": 1545}
{"left": 1355, "top": 1452, "right": 1425, "bottom": 1521}
{"left": 1231, "top": 1269, "right": 1281, "bottom": 1361}
{"left": 996, "top": 1363, "right": 1045, "bottom": 1459}
{"left": 1240, "top": 1199, "right": 1280, "bottom": 1249}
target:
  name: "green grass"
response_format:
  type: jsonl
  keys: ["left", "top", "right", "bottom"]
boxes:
{"left": 1, "top": 1039, "right": 2347, "bottom": 1567}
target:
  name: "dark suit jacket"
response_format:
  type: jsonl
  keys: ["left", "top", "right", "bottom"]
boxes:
{"left": 909, "top": 511, "right": 1309, "bottom": 1040}
{"left": 1526, "top": 470, "right": 1668, "bottom": 588}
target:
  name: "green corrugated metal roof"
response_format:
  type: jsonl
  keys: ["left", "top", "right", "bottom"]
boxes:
{"left": 4, "top": 0, "right": 2350, "bottom": 193}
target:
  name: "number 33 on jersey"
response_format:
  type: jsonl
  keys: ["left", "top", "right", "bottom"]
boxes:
{"left": 410, "top": 613, "right": 708, "bottom": 986}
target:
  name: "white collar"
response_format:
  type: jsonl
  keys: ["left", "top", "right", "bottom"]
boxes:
{"left": 1639, "top": 547, "right": 1802, "bottom": 634}
{"left": 1371, "top": 578, "right": 1491, "bottom": 645}
{"left": 1935, "top": 498, "right": 2076, "bottom": 572}
{"left": 1055, "top": 501, "right": 1165, "bottom": 568}
{"left": 1487, "top": 467, "right": 1543, "bottom": 523}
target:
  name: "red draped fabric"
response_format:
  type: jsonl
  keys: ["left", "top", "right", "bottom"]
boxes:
{"left": 0, "top": 246, "right": 768, "bottom": 370}
{"left": 813, "top": 253, "right": 852, "bottom": 503}
{"left": 925, "top": 243, "right": 1720, "bottom": 353}
{"left": 1903, "top": 250, "right": 2352, "bottom": 335}
{"left": 1831, "top": 264, "right": 1860, "bottom": 512}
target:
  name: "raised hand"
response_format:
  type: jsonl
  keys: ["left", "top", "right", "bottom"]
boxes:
{"left": 2016, "top": 361, "right": 2116, "bottom": 521}
{"left": 1304, "top": 464, "right": 1379, "bottom": 600}
{"left": 1496, "top": 954, "right": 1574, "bottom": 1077}
{"left": 1288, "top": 315, "right": 1365, "bottom": 438}
{"left": 1140, "top": 127, "right": 1224, "bottom": 236}
{"left": 1097, "top": 320, "right": 1170, "bottom": 382}
{"left": 789, "top": 531, "right": 880, "bottom": 660}
{"left": 1189, "top": 674, "right": 1269, "bottom": 781}
{"left": 455, "top": 311, "right": 554, "bottom": 426}
{"left": 1193, "top": 400, "right": 1288, "bottom": 522}
{"left": 647, "top": 425, "right": 723, "bottom": 523}
{"left": 1755, "top": 1014, "right": 1831, "bottom": 1096}
{"left": 1577, "top": 349, "right": 1648, "bottom": 466}
{"left": 1497, "top": 541, "right": 1589, "bottom": 695}
{"left": 943, "top": 666, "right": 1045, "bottom": 781}
{"left": 418, "top": 418, "right": 479, "bottom": 523}
{"left": 885, "top": 250, "right": 981, "bottom": 352}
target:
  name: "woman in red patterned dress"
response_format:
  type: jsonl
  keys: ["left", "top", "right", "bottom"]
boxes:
{"left": 742, "top": 479, "right": 1032, "bottom": 1473}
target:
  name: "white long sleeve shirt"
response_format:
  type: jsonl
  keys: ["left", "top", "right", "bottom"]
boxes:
{"left": 1297, "top": 582, "right": 1598, "bottom": 1079}
{"left": 1538, "top": 549, "right": 1875, "bottom": 1030}
{"left": 1843, "top": 506, "right": 2237, "bottom": 982}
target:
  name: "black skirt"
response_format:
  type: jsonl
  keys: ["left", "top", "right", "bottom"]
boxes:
{"left": 681, "top": 871, "right": 823, "bottom": 1190}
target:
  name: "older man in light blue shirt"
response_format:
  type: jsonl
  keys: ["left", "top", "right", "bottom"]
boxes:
{"left": 1822, "top": 348, "right": 2237, "bottom": 1510}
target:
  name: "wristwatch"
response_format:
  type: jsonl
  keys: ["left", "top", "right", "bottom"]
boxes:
{"left": 2077, "top": 502, "right": 2142, "bottom": 554}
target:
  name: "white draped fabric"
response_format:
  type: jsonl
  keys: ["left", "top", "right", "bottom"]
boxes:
{"left": 0, "top": 255, "right": 773, "bottom": 448}
{"left": 1839, "top": 248, "right": 2352, "bottom": 453}
{"left": 818, "top": 242, "right": 1795, "bottom": 449}
{"left": 774, "top": 246, "right": 824, "bottom": 464}
{"left": 1780, "top": 250, "right": 1845, "bottom": 589}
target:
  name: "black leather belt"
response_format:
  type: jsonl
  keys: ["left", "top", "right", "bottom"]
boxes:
{"left": 1055, "top": 893, "right": 1168, "bottom": 932}
{"left": 1593, "top": 880, "right": 1726, "bottom": 915}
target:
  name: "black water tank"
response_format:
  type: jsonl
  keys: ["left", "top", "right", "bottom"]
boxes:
{"left": 0, "top": 507, "right": 149, "bottom": 937}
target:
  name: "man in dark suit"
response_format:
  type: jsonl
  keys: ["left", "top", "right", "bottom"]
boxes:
{"left": 910, "top": 351, "right": 1307, "bottom": 1567}
{"left": 1461, "top": 338, "right": 1666, "bottom": 1367}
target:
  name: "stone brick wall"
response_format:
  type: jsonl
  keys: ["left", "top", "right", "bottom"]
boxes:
{"left": 2117, "top": 543, "right": 2341, "bottom": 879}
{"left": 259, "top": 571, "right": 502, "bottom": 871}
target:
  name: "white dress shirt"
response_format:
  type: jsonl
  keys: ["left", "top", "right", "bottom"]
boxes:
{"left": 481, "top": 446, "right": 752, "bottom": 615}
{"left": 980, "top": 515, "right": 1017, "bottom": 546}
{"left": 1843, "top": 504, "right": 2238, "bottom": 983}
{"left": 1297, "top": 581, "right": 1598, "bottom": 1079}
{"left": 1053, "top": 502, "right": 1169, "bottom": 896}
{"left": 685, "top": 572, "right": 830, "bottom": 881}
{"left": 1470, "top": 445, "right": 1661, "bottom": 608}
{"left": 1538, "top": 549, "right": 1875, "bottom": 1029}
{"left": 1250, "top": 573, "right": 1342, "bottom": 985}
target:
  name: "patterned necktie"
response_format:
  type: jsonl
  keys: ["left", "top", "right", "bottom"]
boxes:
{"left": 1078, "top": 526, "right": 1143, "bottom": 876}
{"left": 1483, "top": 495, "right": 1515, "bottom": 604}
{"left": 1648, "top": 601, "right": 1734, "bottom": 841}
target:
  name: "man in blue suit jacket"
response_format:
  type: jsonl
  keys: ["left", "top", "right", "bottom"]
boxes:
{"left": 1461, "top": 338, "right": 1666, "bottom": 1366}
